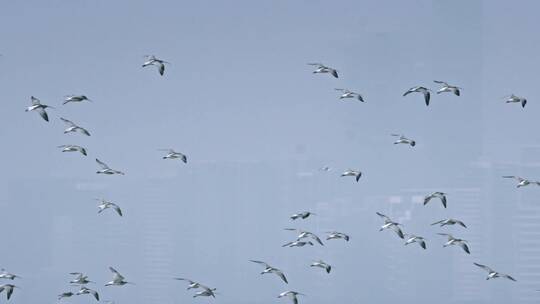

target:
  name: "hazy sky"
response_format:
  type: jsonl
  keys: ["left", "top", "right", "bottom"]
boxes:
{"left": 1, "top": 1, "right": 540, "bottom": 303}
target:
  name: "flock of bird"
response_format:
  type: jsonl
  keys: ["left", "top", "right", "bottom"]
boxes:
{"left": 4, "top": 53, "right": 532, "bottom": 303}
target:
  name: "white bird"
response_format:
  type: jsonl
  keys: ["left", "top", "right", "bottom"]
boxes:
{"left": 64, "top": 95, "right": 92, "bottom": 105}
{"left": 307, "top": 63, "right": 338, "bottom": 78}
{"left": 278, "top": 291, "right": 305, "bottom": 304}
{"left": 431, "top": 218, "right": 467, "bottom": 228}
{"left": 433, "top": 80, "right": 461, "bottom": 96}
{"left": 69, "top": 272, "right": 93, "bottom": 285}
{"left": 249, "top": 260, "right": 288, "bottom": 283}
{"left": 285, "top": 229, "right": 324, "bottom": 246}
{"left": 142, "top": 55, "right": 169, "bottom": 76}
{"left": 96, "top": 199, "right": 123, "bottom": 216}
{"left": 95, "top": 159, "right": 125, "bottom": 175}
{"left": 60, "top": 117, "right": 91, "bottom": 136}
{"left": 0, "top": 284, "right": 18, "bottom": 300}
{"left": 403, "top": 86, "right": 431, "bottom": 106}
{"left": 341, "top": 169, "right": 362, "bottom": 182}
{"left": 404, "top": 234, "right": 427, "bottom": 249}
{"left": 105, "top": 267, "right": 133, "bottom": 286}
{"left": 282, "top": 240, "right": 314, "bottom": 247}
{"left": 473, "top": 263, "right": 516, "bottom": 281}
{"left": 58, "top": 291, "right": 75, "bottom": 300}
{"left": 0, "top": 269, "right": 20, "bottom": 280}
{"left": 391, "top": 134, "right": 416, "bottom": 147}
{"left": 376, "top": 212, "right": 405, "bottom": 239}
{"left": 424, "top": 192, "right": 447, "bottom": 208}
{"left": 25, "top": 96, "right": 54, "bottom": 122}
{"left": 290, "top": 211, "right": 316, "bottom": 220}
{"left": 502, "top": 176, "right": 540, "bottom": 188}
{"left": 504, "top": 94, "right": 527, "bottom": 108}
{"left": 76, "top": 286, "right": 100, "bottom": 301}
{"left": 173, "top": 278, "right": 203, "bottom": 290}
{"left": 193, "top": 286, "right": 217, "bottom": 298}
{"left": 310, "top": 260, "right": 331, "bottom": 273}
{"left": 335, "top": 88, "right": 364, "bottom": 102}
{"left": 325, "top": 231, "right": 350, "bottom": 242}
{"left": 58, "top": 145, "right": 87, "bottom": 156}
{"left": 438, "top": 233, "right": 470, "bottom": 254}
{"left": 159, "top": 149, "right": 187, "bottom": 163}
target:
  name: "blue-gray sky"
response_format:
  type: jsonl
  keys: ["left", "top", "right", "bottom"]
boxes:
{"left": 1, "top": 0, "right": 540, "bottom": 303}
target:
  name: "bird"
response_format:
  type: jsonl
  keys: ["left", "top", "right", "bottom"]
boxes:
{"left": 391, "top": 134, "right": 416, "bottom": 147}
{"left": 249, "top": 260, "right": 288, "bottom": 283}
{"left": 278, "top": 291, "right": 305, "bottom": 304}
{"left": 193, "top": 286, "right": 217, "bottom": 298}
{"left": 502, "top": 176, "right": 540, "bottom": 188}
{"left": 403, "top": 86, "right": 431, "bottom": 106}
{"left": 95, "top": 159, "right": 125, "bottom": 175}
{"left": 159, "top": 149, "right": 187, "bottom": 163}
{"left": 424, "top": 192, "right": 447, "bottom": 208}
{"left": 0, "top": 284, "right": 18, "bottom": 300}
{"left": 404, "top": 234, "right": 427, "bottom": 249}
{"left": 282, "top": 240, "right": 314, "bottom": 247}
{"left": 376, "top": 212, "right": 404, "bottom": 239}
{"left": 76, "top": 286, "right": 100, "bottom": 301}
{"left": 142, "top": 55, "right": 169, "bottom": 76}
{"left": 433, "top": 80, "right": 461, "bottom": 96}
{"left": 69, "top": 272, "right": 93, "bottom": 285}
{"left": 325, "top": 231, "right": 350, "bottom": 242}
{"left": 319, "top": 166, "right": 331, "bottom": 172}
{"left": 284, "top": 228, "right": 324, "bottom": 246}
{"left": 474, "top": 263, "right": 516, "bottom": 281}
{"left": 341, "top": 169, "right": 362, "bottom": 182}
{"left": 0, "top": 269, "right": 20, "bottom": 280}
{"left": 504, "top": 94, "right": 527, "bottom": 108}
{"left": 431, "top": 218, "right": 467, "bottom": 228}
{"left": 57, "top": 145, "right": 87, "bottom": 156}
{"left": 96, "top": 199, "right": 123, "bottom": 216}
{"left": 310, "top": 260, "right": 331, "bottom": 273}
{"left": 60, "top": 118, "right": 91, "bottom": 136}
{"left": 438, "top": 233, "right": 470, "bottom": 254}
{"left": 173, "top": 278, "right": 203, "bottom": 290}
{"left": 334, "top": 88, "right": 364, "bottom": 102}
{"left": 290, "top": 211, "right": 316, "bottom": 220}
{"left": 25, "top": 96, "right": 54, "bottom": 121}
{"left": 307, "top": 63, "right": 338, "bottom": 78}
{"left": 63, "top": 95, "right": 92, "bottom": 105}
{"left": 58, "top": 291, "right": 75, "bottom": 300}
{"left": 105, "top": 267, "right": 133, "bottom": 286}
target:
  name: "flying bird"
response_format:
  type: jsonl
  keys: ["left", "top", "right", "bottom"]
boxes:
{"left": 424, "top": 192, "right": 447, "bottom": 208}
{"left": 60, "top": 118, "right": 91, "bottom": 136}
{"left": 474, "top": 263, "right": 516, "bottom": 281}
{"left": 310, "top": 260, "right": 332, "bottom": 273}
{"left": 341, "top": 169, "right": 362, "bottom": 182}
{"left": 142, "top": 55, "right": 169, "bottom": 76}
{"left": 105, "top": 267, "right": 133, "bottom": 286}
{"left": 69, "top": 272, "right": 93, "bottom": 285}
{"left": 58, "top": 292, "right": 75, "bottom": 300}
{"left": 193, "top": 286, "right": 217, "bottom": 298}
{"left": 319, "top": 166, "right": 331, "bottom": 172}
{"left": 282, "top": 240, "right": 314, "bottom": 247}
{"left": 502, "top": 176, "right": 540, "bottom": 188}
{"left": 404, "top": 234, "right": 427, "bottom": 249}
{"left": 278, "top": 291, "right": 305, "bottom": 304}
{"left": 433, "top": 80, "right": 461, "bottom": 96}
{"left": 307, "top": 63, "right": 338, "bottom": 78}
{"left": 0, "top": 284, "right": 18, "bottom": 300}
{"left": 290, "top": 211, "right": 316, "bottom": 220}
{"left": 58, "top": 145, "right": 87, "bottom": 156}
{"left": 391, "top": 134, "right": 416, "bottom": 147}
{"left": 284, "top": 229, "right": 324, "bottom": 246}
{"left": 95, "top": 159, "right": 125, "bottom": 175}
{"left": 325, "top": 231, "right": 350, "bottom": 242}
{"left": 376, "top": 212, "right": 404, "bottom": 239}
{"left": 0, "top": 269, "right": 20, "bottom": 280}
{"left": 431, "top": 218, "right": 467, "bottom": 228}
{"left": 64, "top": 95, "right": 92, "bottom": 105}
{"left": 173, "top": 278, "right": 204, "bottom": 290}
{"left": 504, "top": 94, "right": 527, "bottom": 108}
{"left": 76, "top": 286, "right": 100, "bottom": 301}
{"left": 249, "top": 260, "right": 288, "bottom": 283}
{"left": 25, "top": 96, "right": 54, "bottom": 121}
{"left": 403, "top": 86, "right": 431, "bottom": 106}
{"left": 96, "top": 199, "right": 123, "bottom": 216}
{"left": 438, "top": 233, "right": 470, "bottom": 254}
{"left": 335, "top": 88, "right": 364, "bottom": 102}
{"left": 159, "top": 149, "right": 187, "bottom": 163}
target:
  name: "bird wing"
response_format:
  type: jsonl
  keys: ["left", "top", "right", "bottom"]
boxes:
{"left": 441, "top": 195, "right": 447, "bottom": 208}
{"left": 433, "top": 80, "right": 449, "bottom": 86}
{"left": 276, "top": 270, "right": 288, "bottom": 283}
{"left": 392, "top": 225, "right": 404, "bottom": 239}
{"left": 174, "top": 278, "right": 195, "bottom": 284}
{"left": 503, "top": 176, "right": 523, "bottom": 181}
{"left": 96, "top": 159, "right": 110, "bottom": 169}
{"left": 456, "top": 220, "right": 467, "bottom": 228}
{"left": 307, "top": 63, "right": 324, "bottom": 67}
{"left": 112, "top": 204, "right": 122, "bottom": 216}
{"left": 376, "top": 212, "right": 391, "bottom": 221}
{"left": 458, "top": 241, "right": 470, "bottom": 254}
{"left": 502, "top": 274, "right": 516, "bottom": 281}
{"left": 37, "top": 108, "right": 49, "bottom": 121}
{"left": 431, "top": 219, "right": 445, "bottom": 226}
{"left": 473, "top": 263, "right": 493, "bottom": 273}
{"left": 79, "top": 127, "right": 91, "bottom": 136}
{"left": 6, "top": 286, "right": 13, "bottom": 300}
{"left": 158, "top": 63, "right": 165, "bottom": 76}
{"left": 249, "top": 260, "right": 270, "bottom": 268}
{"left": 109, "top": 267, "right": 124, "bottom": 281}
{"left": 330, "top": 69, "right": 339, "bottom": 78}
{"left": 60, "top": 117, "right": 76, "bottom": 127}
{"left": 311, "top": 234, "right": 324, "bottom": 246}
{"left": 31, "top": 96, "right": 41, "bottom": 105}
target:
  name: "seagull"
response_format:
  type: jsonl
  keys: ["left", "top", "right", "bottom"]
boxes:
{"left": 60, "top": 118, "right": 91, "bottom": 136}
{"left": 0, "top": 269, "right": 20, "bottom": 280}
{"left": 25, "top": 96, "right": 54, "bottom": 121}
{"left": 307, "top": 63, "right": 338, "bottom": 78}
{"left": 473, "top": 263, "right": 516, "bottom": 281}
{"left": 325, "top": 231, "right": 350, "bottom": 242}
{"left": 105, "top": 267, "right": 133, "bottom": 286}
{"left": 404, "top": 234, "right": 427, "bottom": 249}
{"left": 504, "top": 94, "right": 527, "bottom": 108}
{"left": 284, "top": 229, "right": 324, "bottom": 246}
{"left": 376, "top": 212, "right": 404, "bottom": 239}
{"left": 58, "top": 145, "right": 87, "bottom": 156}
{"left": 282, "top": 240, "right": 314, "bottom": 247}
{"left": 341, "top": 169, "right": 362, "bottom": 182}
{"left": 69, "top": 272, "right": 93, "bottom": 285}
{"left": 433, "top": 80, "right": 461, "bottom": 96}
{"left": 249, "top": 260, "right": 288, "bottom": 283}
{"left": 193, "top": 286, "right": 217, "bottom": 298}
{"left": 424, "top": 192, "right": 447, "bottom": 208}
{"left": 431, "top": 218, "right": 467, "bottom": 228}
{"left": 278, "top": 291, "right": 305, "bottom": 304}
{"left": 391, "top": 134, "right": 416, "bottom": 147}
{"left": 159, "top": 149, "right": 187, "bottom": 163}
{"left": 290, "top": 211, "right": 316, "bottom": 220}
{"left": 95, "top": 159, "right": 125, "bottom": 175}
{"left": 335, "top": 88, "right": 364, "bottom": 102}
{"left": 76, "top": 286, "right": 100, "bottom": 301}
{"left": 64, "top": 95, "right": 92, "bottom": 105}
{"left": 58, "top": 291, "right": 75, "bottom": 300}
{"left": 403, "top": 86, "right": 431, "bottom": 106}
{"left": 310, "top": 260, "right": 331, "bottom": 273}
{"left": 502, "top": 176, "right": 540, "bottom": 188}
{"left": 438, "top": 233, "right": 470, "bottom": 254}
{"left": 173, "top": 278, "right": 203, "bottom": 290}
{"left": 96, "top": 199, "right": 123, "bottom": 216}
{"left": 0, "top": 284, "right": 18, "bottom": 300}
{"left": 142, "top": 55, "right": 170, "bottom": 76}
